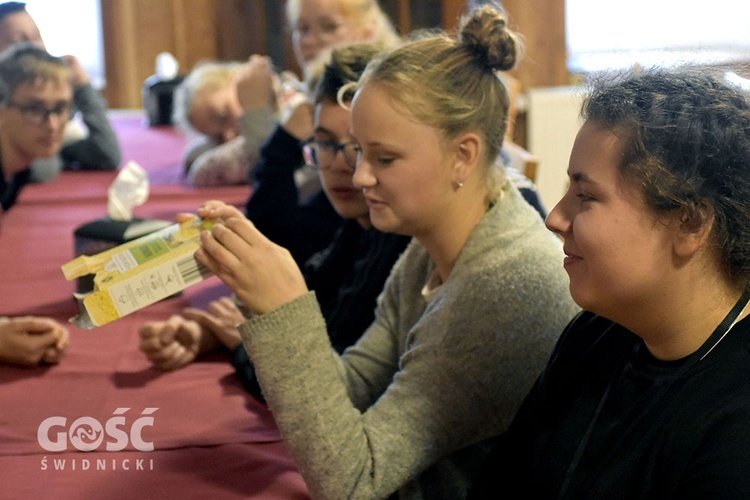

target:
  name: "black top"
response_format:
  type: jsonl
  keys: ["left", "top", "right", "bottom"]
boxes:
{"left": 469, "top": 311, "right": 750, "bottom": 500}
{"left": 1, "top": 163, "right": 31, "bottom": 211}
{"left": 245, "top": 124, "right": 341, "bottom": 265}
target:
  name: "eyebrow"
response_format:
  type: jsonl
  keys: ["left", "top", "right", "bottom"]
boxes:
{"left": 354, "top": 138, "right": 390, "bottom": 149}
{"left": 17, "top": 99, "right": 71, "bottom": 106}
{"left": 314, "top": 125, "right": 334, "bottom": 136}
{"left": 568, "top": 170, "right": 598, "bottom": 186}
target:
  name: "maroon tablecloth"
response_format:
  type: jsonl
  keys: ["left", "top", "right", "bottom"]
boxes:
{"left": 0, "top": 113, "right": 309, "bottom": 499}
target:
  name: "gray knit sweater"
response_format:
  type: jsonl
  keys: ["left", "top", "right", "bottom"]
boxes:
{"left": 239, "top": 184, "right": 579, "bottom": 499}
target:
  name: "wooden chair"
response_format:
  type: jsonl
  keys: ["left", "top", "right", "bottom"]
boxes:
{"left": 503, "top": 140, "right": 539, "bottom": 183}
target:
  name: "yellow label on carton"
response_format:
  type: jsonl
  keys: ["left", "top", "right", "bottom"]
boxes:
{"left": 63, "top": 216, "right": 215, "bottom": 328}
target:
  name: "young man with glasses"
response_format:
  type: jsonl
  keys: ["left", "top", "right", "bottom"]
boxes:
{"left": 0, "top": 1, "right": 121, "bottom": 183}
{"left": 0, "top": 42, "right": 71, "bottom": 366}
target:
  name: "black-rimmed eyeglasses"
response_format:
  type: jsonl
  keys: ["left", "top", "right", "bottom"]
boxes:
{"left": 302, "top": 138, "right": 358, "bottom": 170}
{"left": 6, "top": 100, "right": 72, "bottom": 126}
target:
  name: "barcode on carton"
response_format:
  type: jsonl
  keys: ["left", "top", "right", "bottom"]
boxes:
{"left": 177, "top": 255, "right": 211, "bottom": 285}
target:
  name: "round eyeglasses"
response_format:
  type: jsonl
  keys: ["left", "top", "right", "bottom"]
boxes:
{"left": 302, "top": 138, "right": 358, "bottom": 170}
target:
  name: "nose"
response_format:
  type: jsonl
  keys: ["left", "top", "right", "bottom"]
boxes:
{"left": 352, "top": 158, "right": 375, "bottom": 189}
{"left": 544, "top": 196, "right": 570, "bottom": 236}
{"left": 44, "top": 110, "right": 68, "bottom": 129}
{"left": 297, "top": 33, "right": 323, "bottom": 58}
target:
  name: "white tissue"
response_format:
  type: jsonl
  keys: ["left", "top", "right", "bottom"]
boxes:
{"left": 107, "top": 161, "right": 149, "bottom": 221}
{"left": 155, "top": 52, "right": 179, "bottom": 80}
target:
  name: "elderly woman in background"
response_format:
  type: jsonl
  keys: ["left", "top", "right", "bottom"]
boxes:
{"left": 174, "top": 0, "right": 400, "bottom": 187}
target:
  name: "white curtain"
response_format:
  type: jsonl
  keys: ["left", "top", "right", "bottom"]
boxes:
{"left": 25, "top": 0, "right": 104, "bottom": 88}
{"left": 567, "top": 0, "right": 750, "bottom": 72}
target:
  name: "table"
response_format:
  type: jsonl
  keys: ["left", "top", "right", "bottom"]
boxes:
{"left": 0, "top": 113, "right": 309, "bottom": 499}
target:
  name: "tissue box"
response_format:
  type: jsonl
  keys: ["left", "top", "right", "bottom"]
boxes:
{"left": 64, "top": 217, "right": 214, "bottom": 328}
{"left": 74, "top": 217, "right": 173, "bottom": 293}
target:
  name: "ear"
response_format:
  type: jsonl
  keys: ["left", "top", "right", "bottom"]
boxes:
{"left": 451, "top": 132, "right": 482, "bottom": 186}
{"left": 672, "top": 203, "right": 715, "bottom": 259}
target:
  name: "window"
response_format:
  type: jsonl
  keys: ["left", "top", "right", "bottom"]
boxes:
{"left": 566, "top": 0, "right": 750, "bottom": 73}
{"left": 25, "top": 0, "right": 104, "bottom": 88}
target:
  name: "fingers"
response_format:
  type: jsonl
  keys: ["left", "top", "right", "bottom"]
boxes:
{"left": 182, "top": 307, "right": 223, "bottom": 331}
{"left": 197, "top": 201, "right": 245, "bottom": 222}
{"left": 11, "top": 316, "right": 59, "bottom": 335}
{"left": 53, "top": 324, "right": 71, "bottom": 353}
{"left": 214, "top": 216, "right": 260, "bottom": 249}
{"left": 196, "top": 217, "right": 253, "bottom": 272}
{"left": 152, "top": 342, "right": 194, "bottom": 371}
{"left": 0, "top": 330, "right": 57, "bottom": 366}
{"left": 42, "top": 345, "right": 65, "bottom": 364}
{"left": 241, "top": 54, "right": 272, "bottom": 72}
{"left": 140, "top": 338, "right": 190, "bottom": 371}
{"left": 194, "top": 203, "right": 307, "bottom": 314}
{"left": 183, "top": 298, "right": 243, "bottom": 350}
{"left": 206, "top": 296, "right": 243, "bottom": 322}
{"left": 210, "top": 326, "right": 242, "bottom": 351}
{"left": 138, "top": 316, "right": 180, "bottom": 348}
{"left": 61, "top": 55, "right": 89, "bottom": 86}
{"left": 196, "top": 216, "right": 271, "bottom": 290}
{"left": 195, "top": 225, "right": 240, "bottom": 277}
{"left": 234, "top": 55, "right": 276, "bottom": 111}
{"left": 0, "top": 317, "right": 70, "bottom": 366}
{"left": 175, "top": 212, "right": 198, "bottom": 224}
{"left": 138, "top": 315, "right": 200, "bottom": 371}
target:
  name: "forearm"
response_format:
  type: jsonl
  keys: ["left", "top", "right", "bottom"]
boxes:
{"left": 239, "top": 292, "right": 489, "bottom": 499}
{"left": 239, "top": 108, "right": 276, "bottom": 156}
{"left": 62, "top": 84, "right": 121, "bottom": 170}
{"left": 240, "top": 293, "right": 372, "bottom": 499}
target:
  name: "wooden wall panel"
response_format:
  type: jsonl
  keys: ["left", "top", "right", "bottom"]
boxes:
{"left": 501, "top": 0, "right": 568, "bottom": 88}
{"left": 217, "top": 0, "right": 267, "bottom": 62}
{"left": 101, "top": 0, "right": 220, "bottom": 108}
{"left": 441, "top": 0, "right": 466, "bottom": 31}
{"left": 99, "top": 0, "right": 566, "bottom": 110}
{"left": 256, "top": 0, "right": 466, "bottom": 82}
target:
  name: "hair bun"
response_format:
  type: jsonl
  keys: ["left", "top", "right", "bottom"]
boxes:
{"left": 459, "top": 5, "right": 521, "bottom": 72}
